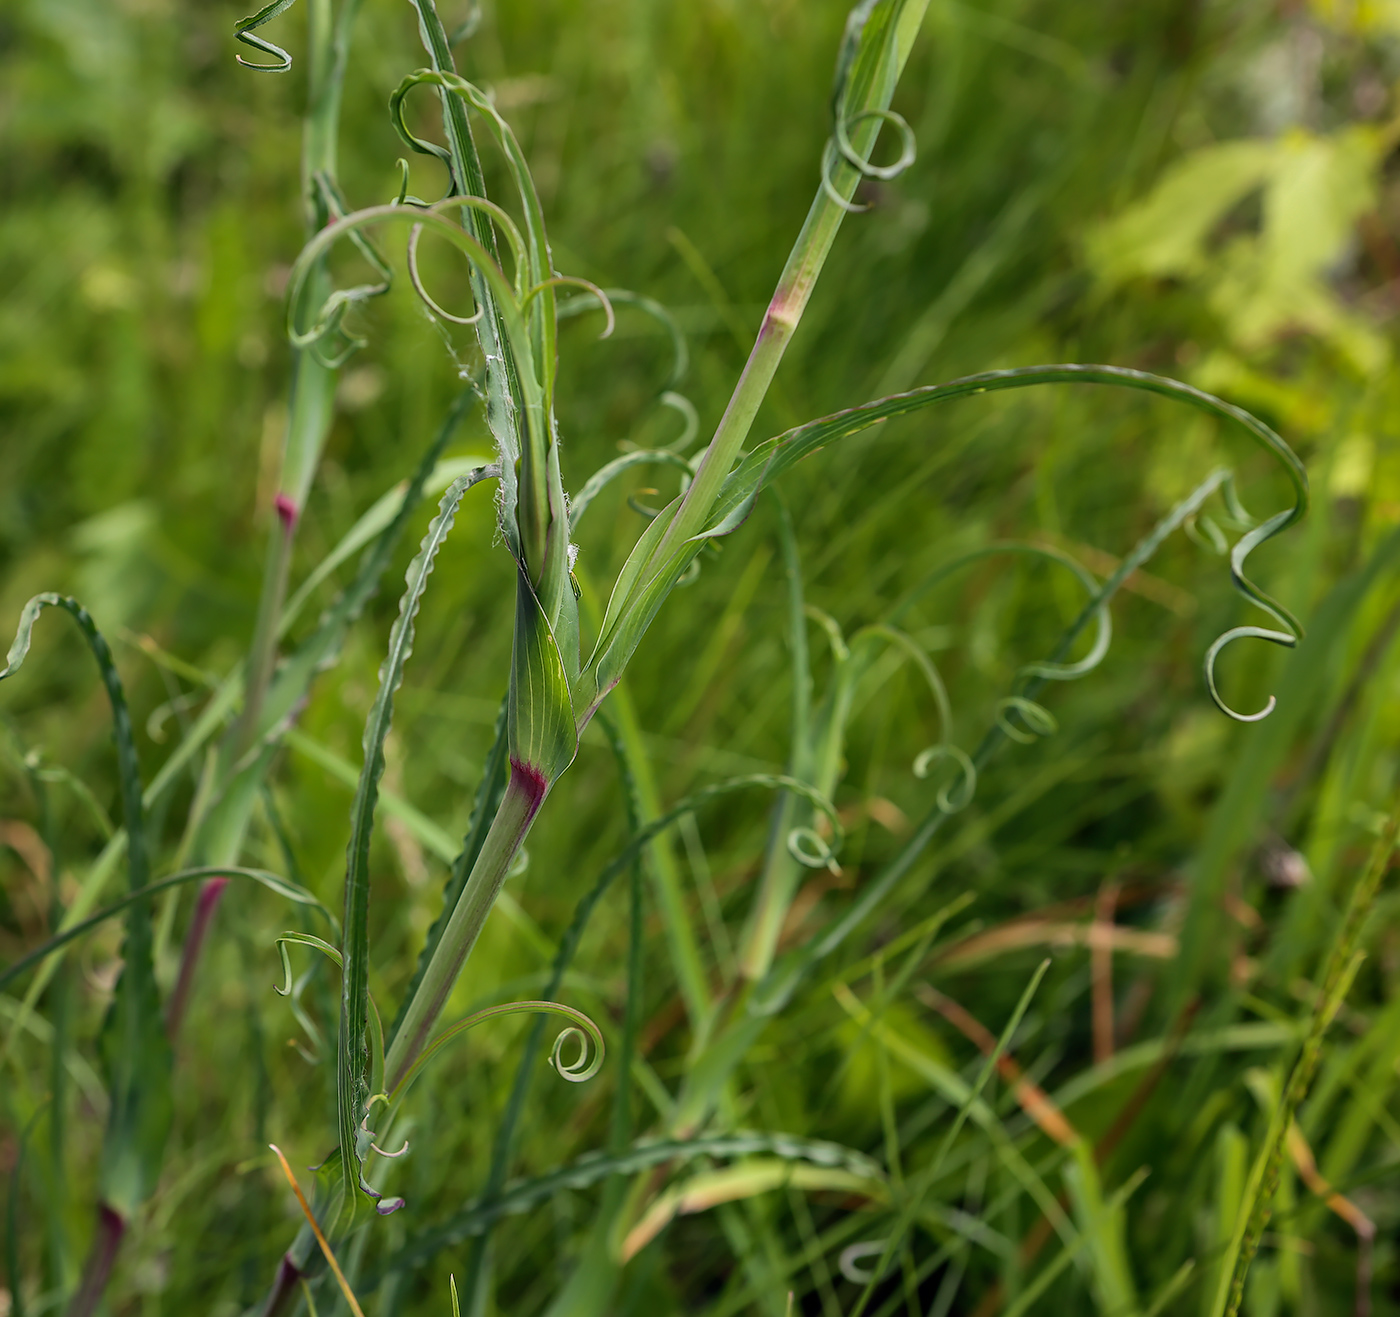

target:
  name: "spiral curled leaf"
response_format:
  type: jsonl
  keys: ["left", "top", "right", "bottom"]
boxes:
{"left": 387, "top": 1001, "right": 604, "bottom": 1105}
{"left": 995, "top": 696, "right": 1058, "bottom": 744}
{"left": 233, "top": 0, "right": 299, "bottom": 71}
{"left": 285, "top": 205, "right": 524, "bottom": 366}
{"left": 404, "top": 195, "right": 533, "bottom": 325}
{"left": 819, "top": 0, "right": 917, "bottom": 212}
{"left": 822, "top": 105, "right": 917, "bottom": 213}
{"left": 836, "top": 107, "right": 917, "bottom": 180}
{"left": 1204, "top": 626, "right": 1295, "bottom": 722}
{"left": 388, "top": 70, "right": 557, "bottom": 380}
{"left": 408, "top": 221, "right": 484, "bottom": 324}
{"left": 787, "top": 826, "right": 840, "bottom": 872}
{"left": 685, "top": 366, "right": 1304, "bottom": 726}
{"left": 549, "top": 1024, "right": 603, "bottom": 1083}
{"left": 522, "top": 277, "right": 616, "bottom": 339}
{"left": 913, "top": 743, "right": 977, "bottom": 814}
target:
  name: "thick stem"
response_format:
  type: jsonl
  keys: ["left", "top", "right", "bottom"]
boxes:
{"left": 382, "top": 762, "right": 546, "bottom": 1093}
{"left": 645, "top": 6, "right": 929, "bottom": 570}
{"left": 64, "top": 1204, "right": 124, "bottom": 1317}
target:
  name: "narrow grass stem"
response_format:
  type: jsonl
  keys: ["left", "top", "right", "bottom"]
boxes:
{"left": 382, "top": 765, "right": 546, "bottom": 1095}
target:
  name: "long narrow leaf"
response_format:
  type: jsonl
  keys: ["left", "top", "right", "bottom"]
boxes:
{"left": 335, "top": 465, "right": 498, "bottom": 1216}
{"left": 1, "top": 595, "right": 173, "bottom": 1218}
{"left": 374, "top": 1131, "right": 883, "bottom": 1277}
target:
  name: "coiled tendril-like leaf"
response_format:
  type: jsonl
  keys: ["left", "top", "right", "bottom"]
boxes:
{"left": 692, "top": 366, "right": 1306, "bottom": 723}
{"left": 234, "top": 0, "right": 300, "bottom": 71}
{"left": 384, "top": 1000, "right": 606, "bottom": 1109}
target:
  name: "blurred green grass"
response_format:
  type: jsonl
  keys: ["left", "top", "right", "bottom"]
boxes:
{"left": 4, "top": 1, "right": 1400, "bottom": 1313}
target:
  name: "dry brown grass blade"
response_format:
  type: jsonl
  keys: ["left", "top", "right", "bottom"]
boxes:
{"left": 916, "top": 984, "right": 1078, "bottom": 1147}
{"left": 268, "top": 1144, "right": 367, "bottom": 1317}
{"left": 934, "top": 917, "right": 1176, "bottom": 973}
{"left": 1285, "top": 1123, "right": 1374, "bottom": 1317}
{"left": 967, "top": 995, "right": 1201, "bottom": 1317}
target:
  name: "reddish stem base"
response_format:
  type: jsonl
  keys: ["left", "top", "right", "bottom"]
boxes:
{"left": 65, "top": 1203, "right": 125, "bottom": 1317}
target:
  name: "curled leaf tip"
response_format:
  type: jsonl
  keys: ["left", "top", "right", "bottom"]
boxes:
{"left": 408, "top": 221, "right": 484, "bottom": 325}
{"left": 549, "top": 1021, "right": 604, "bottom": 1083}
{"left": 786, "top": 826, "right": 841, "bottom": 873}
{"left": 1204, "top": 625, "right": 1296, "bottom": 723}
{"left": 522, "top": 276, "right": 616, "bottom": 339}
{"left": 914, "top": 743, "right": 977, "bottom": 815}
{"left": 234, "top": 0, "right": 299, "bottom": 71}
{"left": 995, "top": 696, "right": 1058, "bottom": 744}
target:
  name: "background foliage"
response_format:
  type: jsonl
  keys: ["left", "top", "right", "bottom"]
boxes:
{"left": 3, "top": 0, "right": 1400, "bottom": 1313}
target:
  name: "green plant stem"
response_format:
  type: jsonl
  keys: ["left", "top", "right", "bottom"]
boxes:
{"left": 238, "top": 0, "right": 357, "bottom": 752}
{"left": 381, "top": 767, "right": 545, "bottom": 1095}
{"left": 645, "top": 1, "right": 930, "bottom": 571}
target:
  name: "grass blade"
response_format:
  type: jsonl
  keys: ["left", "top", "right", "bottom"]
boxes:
{"left": 1213, "top": 809, "right": 1398, "bottom": 1317}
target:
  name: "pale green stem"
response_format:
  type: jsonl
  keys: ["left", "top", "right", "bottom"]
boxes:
{"left": 236, "top": 0, "right": 354, "bottom": 757}
{"left": 644, "top": 2, "right": 930, "bottom": 573}
{"left": 383, "top": 767, "right": 544, "bottom": 1094}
